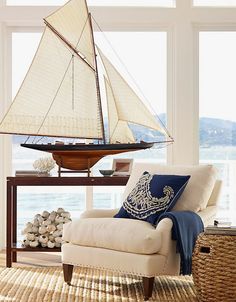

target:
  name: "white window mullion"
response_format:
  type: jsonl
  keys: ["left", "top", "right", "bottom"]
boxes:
{"left": 168, "top": 0, "right": 198, "bottom": 165}
{"left": 171, "top": 20, "right": 199, "bottom": 165}
{"left": 166, "top": 26, "right": 175, "bottom": 164}
{"left": 0, "top": 23, "right": 12, "bottom": 250}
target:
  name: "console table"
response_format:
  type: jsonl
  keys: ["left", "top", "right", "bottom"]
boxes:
{"left": 6, "top": 176, "right": 129, "bottom": 267}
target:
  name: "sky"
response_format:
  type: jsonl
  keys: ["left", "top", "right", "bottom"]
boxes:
{"left": 199, "top": 32, "right": 236, "bottom": 122}
{"left": 12, "top": 30, "right": 236, "bottom": 123}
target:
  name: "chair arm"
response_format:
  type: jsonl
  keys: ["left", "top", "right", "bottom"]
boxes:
{"left": 154, "top": 218, "right": 174, "bottom": 256}
{"left": 80, "top": 208, "right": 119, "bottom": 219}
{"left": 197, "top": 205, "right": 217, "bottom": 226}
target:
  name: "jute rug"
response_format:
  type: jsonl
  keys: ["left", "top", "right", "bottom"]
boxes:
{"left": 0, "top": 267, "right": 197, "bottom": 302}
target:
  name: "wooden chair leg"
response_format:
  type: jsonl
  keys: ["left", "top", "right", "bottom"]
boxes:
{"left": 63, "top": 263, "right": 74, "bottom": 285}
{"left": 142, "top": 277, "right": 154, "bottom": 301}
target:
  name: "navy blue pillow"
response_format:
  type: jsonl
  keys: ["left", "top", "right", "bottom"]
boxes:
{"left": 114, "top": 172, "right": 191, "bottom": 225}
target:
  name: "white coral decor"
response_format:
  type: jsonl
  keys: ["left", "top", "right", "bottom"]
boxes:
{"left": 22, "top": 208, "right": 72, "bottom": 248}
{"left": 33, "top": 157, "right": 55, "bottom": 173}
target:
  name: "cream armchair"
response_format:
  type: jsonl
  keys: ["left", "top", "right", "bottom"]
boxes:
{"left": 62, "top": 163, "right": 221, "bottom": 301}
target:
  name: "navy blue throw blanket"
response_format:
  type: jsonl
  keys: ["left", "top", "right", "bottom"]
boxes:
{"left": 158, "top": 211, "right": 204, "bottom": 275}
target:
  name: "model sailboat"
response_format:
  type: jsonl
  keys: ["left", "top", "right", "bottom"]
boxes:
{"left": 0, "top": 0, "right": 173, "bottom": 173}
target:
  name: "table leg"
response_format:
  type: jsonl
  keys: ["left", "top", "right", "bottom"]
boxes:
{"left": 6, "top": 181, "right": 12, "bottom": 267}
{"left": 12, "top": 186, "right": 17, "bottom": 262}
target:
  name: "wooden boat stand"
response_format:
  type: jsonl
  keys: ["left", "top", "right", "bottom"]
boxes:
{"left": 57, "top": 166, "right": 91, "bottom": 177}
{"left": 56, "top": 156, "right": 91, "bottom": 177}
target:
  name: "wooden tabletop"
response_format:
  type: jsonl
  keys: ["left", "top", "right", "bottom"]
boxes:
{"left": 7, "top": 176, "right": 129, "bottom": 186}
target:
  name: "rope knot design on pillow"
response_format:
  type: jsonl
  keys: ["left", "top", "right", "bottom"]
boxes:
{"left": 124, "top": 172, "right": 175, "bottom": 219}
{"left": 114, "top": 172, "right": 191, "bottom": 225}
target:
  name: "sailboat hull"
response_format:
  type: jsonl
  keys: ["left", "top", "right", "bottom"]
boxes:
{"left": 21, "top": 142, "right": 154, "bottom": 171}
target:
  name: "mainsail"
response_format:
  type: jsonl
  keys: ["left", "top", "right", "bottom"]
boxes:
{"left": 0, "top": 0, "right": 103, "bottom": 140}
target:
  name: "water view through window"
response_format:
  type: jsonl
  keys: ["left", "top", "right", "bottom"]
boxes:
{"left": 199, "top": 32, "right": 236, "bottom": 223}
{"left": 12, "top": 31, "right": 167, "bottom": 239}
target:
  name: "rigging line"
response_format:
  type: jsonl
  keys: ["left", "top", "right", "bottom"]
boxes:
{"left": 155, "top": 140, "right": 173, "bottom": 149}
{"left": 35, "top": 136, "right": 46, "bottom": 144}
{"left": 92, "top": 15, "right": 173, "bottom": 140}
{"left": 24, "top": 136, "right": 30, "bottom": 144}
{"left": 32, "top": 136, "right": 37, "bottom": 143}
{"left": 36, "top": 56, "right": 73, "bottom": 136}
{"left": 148, "top": 140, "right": 173, "bottom": 151}
{"left": 152, "top": 139, "right": 174, "bottom": 146}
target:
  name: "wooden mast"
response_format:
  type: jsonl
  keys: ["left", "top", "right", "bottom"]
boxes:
{"left": 88, "top": 12, "right": 106, "bottom": 144}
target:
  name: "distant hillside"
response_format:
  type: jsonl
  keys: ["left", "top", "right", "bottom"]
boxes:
{"left": 12, "top": 115, "right": 236, "bottom": 147}
{"left": 132, "top": 115, "right": 236, "bottom": 146}
{"left": 200, "top": 117, "right": 236, "bottom": 146}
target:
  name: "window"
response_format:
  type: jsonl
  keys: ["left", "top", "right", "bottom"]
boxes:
{"left": 194, "top": 0, "right": 236, "bottom": 7}
{"left": 199, "top": 32, "right": 236, "bottom": 222}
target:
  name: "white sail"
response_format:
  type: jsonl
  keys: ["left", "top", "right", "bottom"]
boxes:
{"left": 0, "top": 27, "right": 103, "bottom": 139}
{"left": 104, "top": 77, "right": 135, "bottom": 143}
{"left": 45, "top": 0, "right": 95, "bottom": 68}
{"left": 97, "top": 46, "right": 167, "bottom": 137}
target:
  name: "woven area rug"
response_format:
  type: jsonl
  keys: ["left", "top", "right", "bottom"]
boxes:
{"left": 0, "top": 267, "right": 197, "bottom": 302}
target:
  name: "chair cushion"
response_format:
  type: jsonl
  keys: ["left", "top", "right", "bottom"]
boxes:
{"left": 114, "top": 172, "right": 190, "bottom": 225}
{"left": 63, "top": 217, "right": 162, "bottom": 255}
{"left": 123, "top": 163, "right": 217, "bottom": 213}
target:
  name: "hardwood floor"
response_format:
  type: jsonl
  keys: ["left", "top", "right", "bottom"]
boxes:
{"left": 0, "top": 250, "right": 61, "bottom": 267}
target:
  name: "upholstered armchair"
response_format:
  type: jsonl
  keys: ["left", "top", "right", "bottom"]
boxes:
{"left": 62, "top": 163, "right": 221, "bottom": 301}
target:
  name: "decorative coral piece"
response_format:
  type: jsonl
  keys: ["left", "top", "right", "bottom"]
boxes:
{"left": 22, "top": 208, "right": 72, "bottom": 248}
{"left": 33, "top": 157, "right": 55, "bottom": 173}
